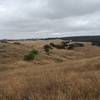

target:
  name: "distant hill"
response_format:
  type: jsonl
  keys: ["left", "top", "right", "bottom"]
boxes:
{"left": 61, "top": 35, "right": 100, "bottom": 42}
{"left": 42, "top": 35, "right": 100, "bottom": 42}
{"left": 0, "top": 35, "right": 100, "bottom": 42}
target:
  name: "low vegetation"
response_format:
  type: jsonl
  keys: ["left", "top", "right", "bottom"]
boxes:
{"left": 24, "top": 48, "right": 38, "bottom": 61}
{"left": 50, "top": 42, "right": 66, "bottom": 49}
{"left": 67, "top": 44, "right": 74, "bottom": 50}
{"left": 0, "top": 40, "right": 8, "bottom": 43}
{"left": 13, "top": 42, "right": 21, "bottom": 45}
{"left": 44, "top": 45, "right": 52, "bottom": 55}
{"left": 91, "top": 41, "right": 100, "bottom": 46}
{"left": 49, "top": 41, "right": 84, "bottom": 50}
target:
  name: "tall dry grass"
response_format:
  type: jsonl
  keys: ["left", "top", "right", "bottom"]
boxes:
{"left": 0, "top": 41, "right": 100, "bottom": 100}
{"left": 0, "top": 62, "right": 100, "bottom": 100}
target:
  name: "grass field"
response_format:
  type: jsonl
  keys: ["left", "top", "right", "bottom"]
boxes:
{"left": 0, "top": 39, "right": 100, "bottom": 100}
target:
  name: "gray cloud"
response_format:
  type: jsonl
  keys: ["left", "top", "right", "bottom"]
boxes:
{"left": 0, "top": 0, "right": 100, "bottom": 39}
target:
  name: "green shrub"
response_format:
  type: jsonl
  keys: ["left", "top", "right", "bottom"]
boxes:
{"left": 30, "top": 49, "right": 38, "bottom": 55}
{"left": 24, "top": 48, "right": 38, "bottom": 61}
{"left": 24, "top": 53, "right": 35, "bottom": 61}
{"left": 43, "top": 45, "right": 51, "bottom": 55}
{"left": 44, "top": 48, "right": 50, "bottom": 55}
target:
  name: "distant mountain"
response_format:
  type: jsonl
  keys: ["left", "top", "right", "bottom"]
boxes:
{"left": 43, "top": 35, "right": 100, "bottom": 42}
{"left": 0, "top": 35, "right": 100, "bottom": 42}
{"left": 61, "top": 35, "right": 100, "bottom": 42}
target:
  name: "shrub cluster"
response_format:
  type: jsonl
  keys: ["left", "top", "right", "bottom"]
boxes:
{"left": 43, "top": 45, "right": 52, "bottom": 55}
{"left": 24, "top": 48, "right": 38, "bottom": 61}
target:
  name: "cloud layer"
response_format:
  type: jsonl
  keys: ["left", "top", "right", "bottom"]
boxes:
{"left": 0, "top": 0, "right": 100, "bottom": 39}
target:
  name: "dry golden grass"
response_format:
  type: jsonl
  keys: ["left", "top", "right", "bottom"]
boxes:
{"left": 0, "top": 40, "right": 100, "bottom": 100}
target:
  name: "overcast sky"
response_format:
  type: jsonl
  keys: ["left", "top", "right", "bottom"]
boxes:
{"left": 0, "top": 0, "right": 100, "bottom": 39}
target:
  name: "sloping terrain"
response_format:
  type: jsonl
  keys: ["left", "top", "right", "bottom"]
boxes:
{"left": 0, "top": 40, "right": 100, "bottom": 100}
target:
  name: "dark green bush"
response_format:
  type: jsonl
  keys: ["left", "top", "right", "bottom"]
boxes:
{"left": 30, "top": 49, "right": 38, "bottom": 55}
{"left": 44, "top": 45, "right": 52, "bottom": 55}
{"left": 24, "top": 53, "right": 35, "bottom": 61}
{"left": 24, "top": 48, "right": 38, "bottom": 61}
{"left": 44, "top": 48, "right": 50, "bottom": 55}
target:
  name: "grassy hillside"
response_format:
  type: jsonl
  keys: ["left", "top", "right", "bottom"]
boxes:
{"left": 0, "top": 39, "right": 100, "bottom": 100}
